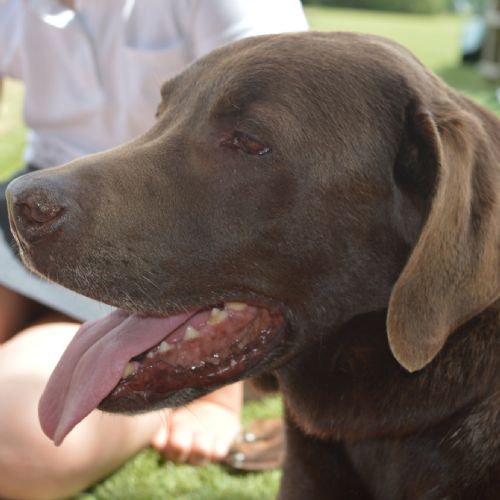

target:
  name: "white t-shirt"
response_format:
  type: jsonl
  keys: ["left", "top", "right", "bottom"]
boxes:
{"left": 0, "top": 0, "right": 308, "bottom": 168}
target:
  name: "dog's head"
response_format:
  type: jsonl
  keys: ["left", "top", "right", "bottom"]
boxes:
{"left": 6, "top": 33, "right": 500, "bottom": 443}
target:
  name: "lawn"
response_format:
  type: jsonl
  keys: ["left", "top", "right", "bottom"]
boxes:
{"left": 0, "top": 6, "right": 499, "bottom": 500}
{"left": 0, "top": 79, "right": 26, "bottom": 179}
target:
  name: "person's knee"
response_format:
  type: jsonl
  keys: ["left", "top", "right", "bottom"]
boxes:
{"left": 0, "top": 409, "right": 90, "bottom": 499}
{"left": 0, "top": 325, "right": 93, "bottom": 499}
{"left": 0, "top": 374, "right": 134, "bottom": 499}
{"left": 0, "top": 406, "right": 163, "bottom": 499}
{"left": 0, "top": 352, "right": 99, "bottom": 499}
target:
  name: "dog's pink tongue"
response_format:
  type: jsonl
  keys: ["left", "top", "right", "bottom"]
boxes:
{"left": 38, "top": 309, "right": 194, "bottom": 445}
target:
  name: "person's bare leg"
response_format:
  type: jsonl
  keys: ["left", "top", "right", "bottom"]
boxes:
{"left": 0, "top": 317, "right": 167, "bottom": 500}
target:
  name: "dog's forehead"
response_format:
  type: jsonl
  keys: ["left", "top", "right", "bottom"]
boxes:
{"left": 186, "top": 33, "right": 419, "bottom": 115}
{"left": 156, "top": 31, "right": 432, "bottom": 147}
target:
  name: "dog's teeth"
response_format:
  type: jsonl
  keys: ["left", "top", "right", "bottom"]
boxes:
{"left": 208, "top": 307, "right": 228, "bottom": 325}
{"left": 210, "top": 352, "right": 221, "bottom": 365}
{"left": 159, "top": 341, "right": 173, "bottom": 353}
{"left": 121, "top": 362, "right": 137, "bottom": 379}
{"left": 146, "top": 351, "right": 155, "bottom": 359}
{"left": 185, "top": 326, "right": 200, "bottom": 340}
{"left": 225, "top": 302, "right": 247, "bottom": 311}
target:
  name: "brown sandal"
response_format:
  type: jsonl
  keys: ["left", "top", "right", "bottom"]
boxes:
{"left": 224, "top": 417, "right": 285, "bottom": 472}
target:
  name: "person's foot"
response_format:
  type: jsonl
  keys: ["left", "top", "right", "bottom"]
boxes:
{"left": 225, "top": 417, "right": 285, "bottom": 471}
{"left": 151, "top": 383, "right": 242, "bottom": 465}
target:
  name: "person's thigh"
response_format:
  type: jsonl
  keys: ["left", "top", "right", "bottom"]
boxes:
{"left": 0, "top": 317, "right": 165, "bottom": 500}
{"left": 0, "top": 284, "right": 42, "bottom": 343}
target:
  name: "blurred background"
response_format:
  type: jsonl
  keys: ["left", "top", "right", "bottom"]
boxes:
{"left": 0, "top": 2, "right": 499, "bottom": 499}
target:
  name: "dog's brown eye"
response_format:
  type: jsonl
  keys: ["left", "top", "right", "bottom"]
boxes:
{"left": 221, "top": 131, "right": 270, "bottom": 156}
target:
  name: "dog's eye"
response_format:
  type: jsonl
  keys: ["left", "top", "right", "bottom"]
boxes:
{"left": 221, "top": 131, "right": 270, "bottom": 156}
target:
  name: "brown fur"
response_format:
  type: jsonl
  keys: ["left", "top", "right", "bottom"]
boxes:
{"left": 7, "top": 33, "right": 500, "bottom": 498}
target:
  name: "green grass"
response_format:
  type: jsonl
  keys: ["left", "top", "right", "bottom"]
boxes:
{"left": 305, "top": 6, "right": 500, "bottom": 111}
{"left": 0, "top": 79, "right": 26, "bottom": 179}
{"left": 307, "top": 7, "right": 463, "bottom": 68}
{"left": 80, "top": 449, "right": 281, "bottom": 500}
{"left": 1, "top": 6, "right": 499, "bottom": 500}
{"left": 79, "top": 396, "right": 284, "bottom": 500}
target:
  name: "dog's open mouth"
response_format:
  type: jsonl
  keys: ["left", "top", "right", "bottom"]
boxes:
{"left": 38, "top": 302, "right": 285, "bottom": 445}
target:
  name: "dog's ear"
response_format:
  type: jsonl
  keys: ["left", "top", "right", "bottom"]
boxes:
{"left": 387, "top": 95, "right": 500, "bottom": 372}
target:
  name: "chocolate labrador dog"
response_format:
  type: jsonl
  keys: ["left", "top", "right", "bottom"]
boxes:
{"left": 6, "top": 32, "right": 500, "bottom": 498}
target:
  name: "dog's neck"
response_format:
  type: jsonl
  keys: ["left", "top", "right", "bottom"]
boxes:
{"left": 276, "top": 302, "right": 500, "bottom": 442}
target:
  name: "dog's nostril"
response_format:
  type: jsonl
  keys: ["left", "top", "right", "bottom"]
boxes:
{"left": 7, "top": 179, "right": 68, "bottom": 244}
{"left": 11, "top": 192, "right": 66, "bottom": 244}
{"left": 17, "top": 200, "right": 63, "bottom": 224}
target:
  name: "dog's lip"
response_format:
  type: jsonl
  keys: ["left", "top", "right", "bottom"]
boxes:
{"left": 99, "top": 301, "right": 286, "bottom": 414}
{"left": 122, "top": 295, "right": 280, "bottom": 318}
{"left": 38, "top": 299, "right": 287, "bottom": 445}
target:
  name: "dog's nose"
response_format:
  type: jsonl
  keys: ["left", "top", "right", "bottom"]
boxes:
{"left": 6, "top": 176, "right": 66, "bottom": 243}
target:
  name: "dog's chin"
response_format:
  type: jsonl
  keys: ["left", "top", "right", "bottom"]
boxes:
{"left": 97, "top": 302, "right": 288, "bottom": 415}
{"left": 100, "top": 387, "right": 213, "bottom": 414}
